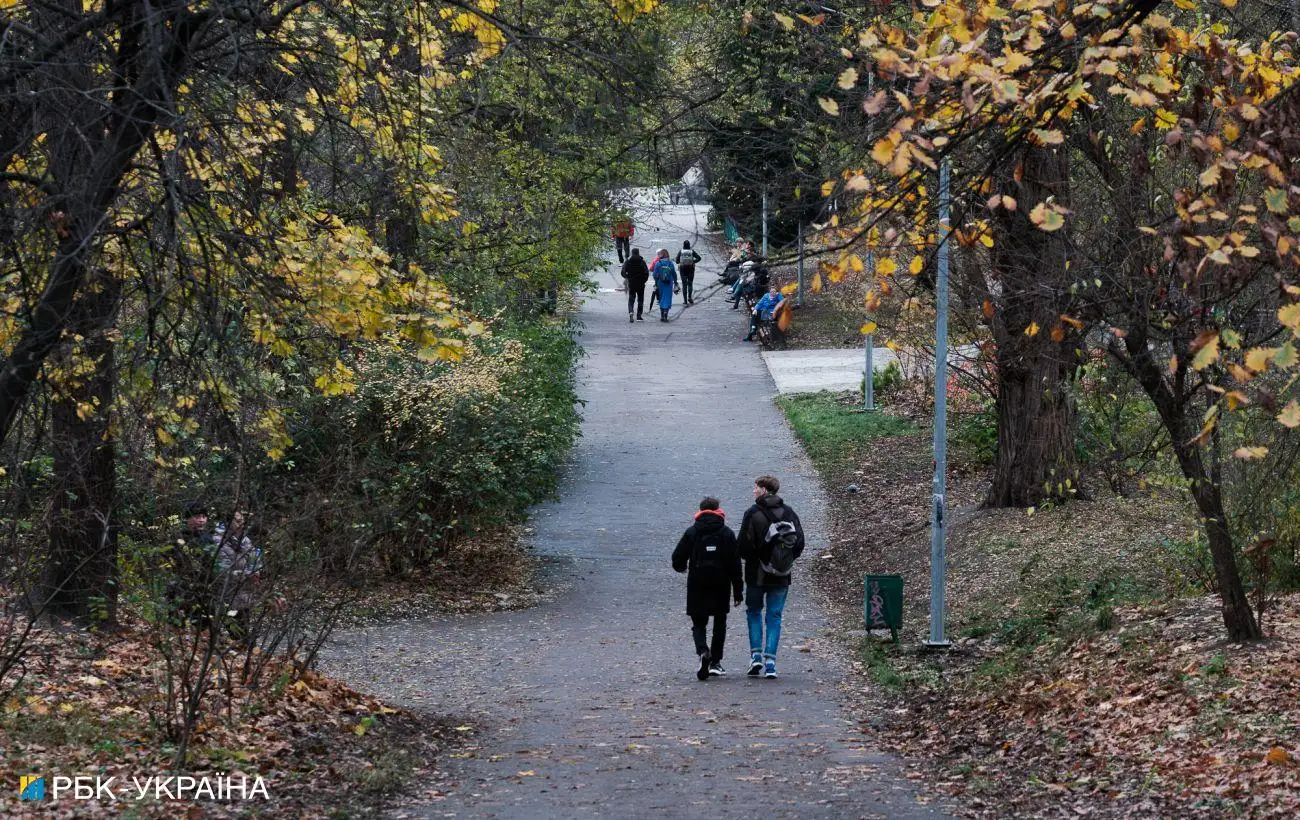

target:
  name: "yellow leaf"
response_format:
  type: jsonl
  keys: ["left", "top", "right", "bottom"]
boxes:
{"left": 1190, "top": 331, "right": 1220, "bottom": 371}
{"left": 1225, "top": 390, "right": 1249, "bottom": 410}
{"left": 1245, "top": 347, "right": 1275, "bottom": 372}
{"left": 876, "top": 258, "right": 898, "bottom": 276}
{"left": 1154, "top": 109, "right": 1178, "bottom": 129}
{"left": 1233, "top": 446, "right": 1268, "bottom": 460}
{"left": 837, "top": 68, "right": 858, "bottom": 90}
{"left": 811, "top": 271, "right": 823, "bottom": 294}
{"left": 1279, "top": 303, "right": 1300, "bottom": 331}
{"left": 1278, "top": 401, "right": 1300, "bottom": 428}
{"left": 1028, "top": 202, "right": 1066, "bottom": 232}
{"left": 773, "top": 12, "right": 794, "bottom": 31}
{"left": 780, "top": 282, "right": 798, "bottom": 296}
{"left": 1031, "top": 128, "right": 1064, "bottom": 146}
{"left": 860, "top": 322, "right": 878, "bottom": 335}
{"left": 909, "top": 255, "right": 924, "bottom": 275}
{"left": 1024, "top": 321, "right": 1040, "bottom": 337}
{"left": 818, "top": 97, "right": 840, "bottom": 116}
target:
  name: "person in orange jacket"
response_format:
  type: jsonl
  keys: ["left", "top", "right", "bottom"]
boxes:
{"left": 612, "top": 216, "right": 634, "bottom": 263}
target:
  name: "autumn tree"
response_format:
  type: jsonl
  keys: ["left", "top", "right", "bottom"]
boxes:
{"left": 797, "top": 0, "right": 1298, "bottom": 639}
{"left": 0, "top": 0, "right": 667, "bottom": 622}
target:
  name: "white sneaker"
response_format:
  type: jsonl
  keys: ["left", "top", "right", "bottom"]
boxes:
{"left": 747, "top": 654, "right": 763, "bottom": 676}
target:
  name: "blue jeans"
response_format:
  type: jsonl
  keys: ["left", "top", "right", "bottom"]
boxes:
{"left": 746, "top": 585, "right": 789, "bottom": 659}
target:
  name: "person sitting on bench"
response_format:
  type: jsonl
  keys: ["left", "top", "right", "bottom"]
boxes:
{"left": 743, "top": 285, "right": 785, "bottom": 342}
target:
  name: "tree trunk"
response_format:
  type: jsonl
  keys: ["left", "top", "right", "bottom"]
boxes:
{"left": 1113, "top": 334, "right": 1262, "bottom": 641}
{"left": 986, "top": 342, "right": 1080, "bottom": 506}
{"left": 37, "top": 278, "right": 121, "bottom": 623}
{"left": 983, "top": 146, "right": 1081, "bottom": 508}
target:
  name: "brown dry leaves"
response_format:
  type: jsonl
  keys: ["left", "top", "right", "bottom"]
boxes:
{"left": 0, "top": 618, "right": 450, "bottom": 817}
{"left": 806, "top": 419, "right": 1298, "bottom": 817}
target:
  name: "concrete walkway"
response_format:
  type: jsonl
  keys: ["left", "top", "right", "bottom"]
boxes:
{"left": 321, "top": 202, "right": 945, "bottom": 819}
{"left": 762, "top": 348, "right": 899, "bottom": 395}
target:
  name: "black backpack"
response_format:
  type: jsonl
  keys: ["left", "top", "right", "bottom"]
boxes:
{"left": 760, "top": 510, "right": 798, "bottom": 577}
{"left": 692, "top": 529, "right": 728, "bottom": 575}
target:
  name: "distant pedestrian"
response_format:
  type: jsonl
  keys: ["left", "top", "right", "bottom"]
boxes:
{"left": 650, "top": 249, "right": 678, "bottom": 322}
{"left": 612, "top": 215, "right": 634, "bottom": 263}
{"left": 737, "top": 475, "right": 805, "bottom": 678}
{"left": 672, "top": 497, "right": 743, "bottom": 681}
{"left": 675, "top": 241, "right": 702, "bottom": 305}
{"left": 621, "top": 248, "right": 650, "bottom": 322}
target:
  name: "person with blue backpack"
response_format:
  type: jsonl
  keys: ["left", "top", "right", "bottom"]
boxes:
{"left": 650, "top": 248, "right": 678, "bottom": 322}
{"left": 737, "top": 475, "right": 805, "bottom": 678}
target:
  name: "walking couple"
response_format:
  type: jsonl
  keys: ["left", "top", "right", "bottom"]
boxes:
{"left": 672, "top": 475, "right": 805, "bottom": 681}
{"left": 621, "top": 242, "right": 702, "bottom": 323}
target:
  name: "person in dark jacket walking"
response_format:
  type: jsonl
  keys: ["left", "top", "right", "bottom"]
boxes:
{"left": 672, "top": 497, "right": 743, "bottom": 680}
{"left": 620, "top": 248, "right": 650, "bottom": 322}
{"left": 675, "top": 241, "right": 702, "bottom": 305}
{"left": 737, "top": 475, "right": 805, "bottom": 678}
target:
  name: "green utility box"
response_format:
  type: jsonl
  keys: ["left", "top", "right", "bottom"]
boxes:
{"left": 864, "top": 574, "right": 903, "bottom": 644}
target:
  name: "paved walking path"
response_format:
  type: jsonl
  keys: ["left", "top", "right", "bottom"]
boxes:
{"left": 762, "top": 348, "right": 900, "bottom": 395}
{"left": 321, "top": 202, "right": 945, "bottom": 819}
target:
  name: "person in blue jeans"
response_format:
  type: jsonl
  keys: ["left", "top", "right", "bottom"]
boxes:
{"left": 737, "top": 475, "right": 805, "bottom": 678}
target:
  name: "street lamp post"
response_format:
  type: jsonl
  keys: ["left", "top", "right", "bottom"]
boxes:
{"left": 926, "top": 160, "right": 952, "bottom": 649}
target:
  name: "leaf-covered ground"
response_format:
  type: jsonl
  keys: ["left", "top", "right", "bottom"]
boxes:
{"left": 787, "top": 392, "right": 1299, "bottom": 817}
{"left": 0, "top": 616, "right": 464, "bottom": 817}
{"left": 334, "top": 525, "right": 567, "bottom": 627}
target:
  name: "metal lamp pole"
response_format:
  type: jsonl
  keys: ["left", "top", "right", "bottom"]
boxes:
{"left": 761, "top": 188, "right": 769, "bottom": 258}
{"left": 863, "top": 248, "right": 876, "bottom": 410}
{"left": 926, "top": 160, "right": 952, "bottom": 649}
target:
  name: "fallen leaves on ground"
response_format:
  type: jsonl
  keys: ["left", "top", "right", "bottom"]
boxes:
{"left": 0, "top": 614, "right": 462, "bottom": 817}
{"left": 804, "top": 414, "right": 1299, "bottom": 817}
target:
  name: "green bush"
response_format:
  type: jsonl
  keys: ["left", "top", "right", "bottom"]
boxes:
{"left": 286, "top": 322, "right": 582, "bottom": 575}
{"left": 951, "top": 399, "right": 997, "bottom": 466}
{"left": 860, "top": 360, "right": 904, "bottom": 401}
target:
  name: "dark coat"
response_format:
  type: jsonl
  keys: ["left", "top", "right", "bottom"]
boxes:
{"left": 621, "top": 255, "right": 650, "bottom": 288}
{"left": 672, "top": 511, "right": 743, "bottom": 616}
{"left": 737, "top": 494, "right": 805, "bottom": 588}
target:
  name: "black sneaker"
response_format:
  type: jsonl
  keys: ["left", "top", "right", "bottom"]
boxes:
{"left": 747, "top": 654, "right": 763, "bottom": 676}
{"left": 708, "top": 663, "right": 726, "bottom": 676}
{"left": 697, "top": 651, "right": 712, "bottom": 681}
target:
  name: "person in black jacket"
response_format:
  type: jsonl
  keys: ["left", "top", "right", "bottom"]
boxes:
{"left": 620, "top": 248, "right": 650, "bottom": 322}
{"left": 672, "top": 497, "right": 743, "bottom": 681}
{"left": 737, "top": 475, "right": 805, "bottom": 679}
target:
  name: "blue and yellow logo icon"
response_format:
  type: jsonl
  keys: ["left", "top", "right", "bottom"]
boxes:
{"left": 19, "top": 776, "right": 45, "bottom": 800}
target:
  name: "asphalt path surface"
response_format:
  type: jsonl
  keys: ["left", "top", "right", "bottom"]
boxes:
{"left": 322, "top": 202, "right": 946, "bottom": 819}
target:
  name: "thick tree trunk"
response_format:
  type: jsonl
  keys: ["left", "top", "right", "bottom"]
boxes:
{"left": 984, "top": 146, "right": 1081, "bottom": 508}
{"left": 986, "top": 342, "right": 1080, "bottom": 507}
{"left": 37, "top": 279, "right": 121, "bottom": 623}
